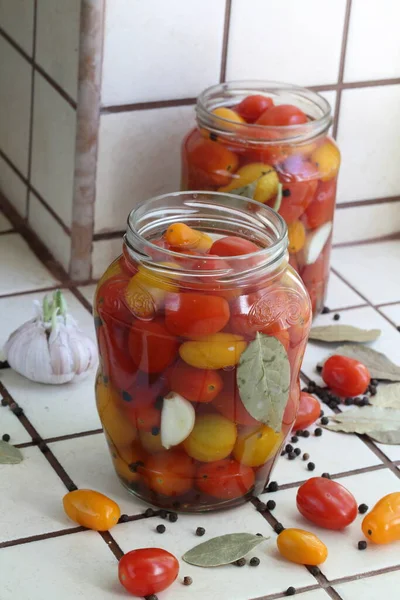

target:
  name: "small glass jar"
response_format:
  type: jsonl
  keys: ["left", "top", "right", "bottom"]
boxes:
{"left": 94, "top": 191, "right": 311, "bottom": 512}
{"left": 181, "top": 81, "right": 340, "bottom": 315}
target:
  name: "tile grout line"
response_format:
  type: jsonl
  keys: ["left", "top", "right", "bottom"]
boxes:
{"left": 249, "top": 584, "right": 322, "bottom": 600}
{"left": 219, "top": 0, "right": 232, "bottom": 83}
{"left": 332, "top": 0, "right": 353, "bottom": 139}
{"left": 328, "top": 563, "right": 400, "bottom": 587}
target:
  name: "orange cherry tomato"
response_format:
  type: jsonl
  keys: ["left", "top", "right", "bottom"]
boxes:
{"left": 119, "top": 548, "right": 179, "bottom": 597}
{"left": 293, "top": 392, "right": 321, "bottom": 430}
{"left": 145, "top": 450, "right": 195, "bottom": 497}
{"left": 362, "top": 493, "right": 400, "bottom": 545}
{"left": 210, "top": 236, "right": 260, "bottom": 257}
{"left": 187, "top": 137, "right": 239, "bottom": 187}
{"left": 167, "top": 360, "right": 223, "bottom": 403}
{"left": 128, "top": 319, "right": 179, "bottom": 374}
{"left": 63, "top": 489, "right": 120, "bottom": 531}
{"left": 237, "top": 95, "right": 274, "bottom": 123}
{"left": 277, "top": 528, "right": 328, "bottom": 565}
{"left": 302, "top": 179, "right": 336, "bottom": 229}
{"left": 322, "top": 355, "right": 371, "bottom": 397}
{"left": 196, "top": 458, "right": 255, "bottom": 499}
{"left": 256, "top": 104, "right": 308, "bottom": 126}
{"left": 164, "top": 222, "right": 213, "bottom": 252}
{"left": 165, "top": 292, "right": 230, "bottom": 337}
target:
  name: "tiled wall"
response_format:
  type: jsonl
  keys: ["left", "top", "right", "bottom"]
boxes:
{"left": 1, "top": 0, "right": 400, "bottom": 280}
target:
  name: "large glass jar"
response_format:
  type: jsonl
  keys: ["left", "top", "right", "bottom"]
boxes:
{"left": 181, "top": 81, "right": 340, "bottom": 315}
{"left": 94, "top": 191, "right": 311, "bottom": 512}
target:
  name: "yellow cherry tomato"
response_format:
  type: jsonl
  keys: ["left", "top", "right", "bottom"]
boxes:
{"left": 96, "top": 379, "right": 136, "bottom": 447}
{"left": 106, "top": 435, "right": 145, "bottom": 483}
{"left": 139, "top": 429, "right": 164, "bottom": 454}
{"left": 96, "top": 257, "right": 123, "bottom": 289}
{"left": 125, "top": 263, "right": 179, "bottom": 319}
{"left": 362, "top": 492, "right": 400, "bottom": 545}
{"left": 219, "top": 162, "right": 279, "bottom": 203}
{"left": 179, "top": 333, "right": 247, "bottom": 370}
{"left": 233, "top": 425, "right": 282, "bottom": 467}
{"left": 311, "top": 142, "right": 340, "bottom": 182}
{"left": 165, "top": 223, "right": 213, "bottom": 252}
{"left": 63, "top": 489, "right": 121, "bottom": 531}
{"left": 183, "top": 414, "right": 237, "bottom": 462}
{"left": 277, "top": 528, "right": 328, "bottom": 565}
{"left": 212, "top": 107, "right": 246, "bottom": 125}
{"left": 287, "top": 220, "right": 306, "bottom": 254}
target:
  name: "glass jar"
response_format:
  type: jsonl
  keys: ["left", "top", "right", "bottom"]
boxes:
{"left": 181, "top": 81, "right": 340, "bottom": 315}
{"left": 94, "top": 191, "right": 311, "bottom": 512}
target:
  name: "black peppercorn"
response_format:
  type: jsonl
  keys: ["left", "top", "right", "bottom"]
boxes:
{"left": 1, "top": 398, "right": 7, "bottom": 406}
{"left": 321, "top": 473, "right": 331, "bottom": 479}
{"left": 118, "top": 514, "right": 129, "bottom": 523}
{"left": 256, "top": 533, "right": 263, "bottom": 537}
{"left": 209, "top": 132, "right": 218, "bottom": 142}
{"left": 274, "top": 523, "right": 285, "bottom": 534}
{"left": 345, "top": 397, "right": 354, "bottom": 406}
{"left": 286, "top": 586, "right": 296, "bottom": 596}
{"left": 122, "top": 391, "right": 132, "bottom": 402}
{"left": 235, "top": 558, "right": 246, "bottom": 566}
{"left": 291, "top": 435, "right": 298, "bottom": 443}
{"left": 307, "top": 462, "right": 315, "bottom": 471}
{"left": 309, "top": 566, "right": 320, "bottom": 576}
{"left": 288, "top": 452, "right": 296, "bottom": 460}
{"left": 267, "top": 500, "right": 276, "bottom": 510}
{"left": 156, "top": 524, "right": 166, "bottom": 534}
{"left": 302, "top": 430, "right": 310, "bottom": 438}
{"left": 250, "top": 557, "right": 260, "bottom": 566}
{"left": 320, "top": 416, "right": 329, "bottom": 425}
{"left": 369, "top": 385, "right": 377, "bottom": 396}
{"left": 11, "top": 406, "right": 23, "bottom": 416}
{"left": 285, "top": 444, "right": 293, "bottom": 453}
{"left": 257, "top": 502, "right": 266, "bottom": 512}
{"left": 129, "top": 460, "right": 144, "bottom": 473}
{"left": 144, "top": 508, "right": 155, "bottom": 517}
{"left": 159, "top": 510, "right": 168, "bottom": 519}
{"left": 282, "top": 188, "right": 291, "bottom": 197}
{"left": 151, "top": 426, "right": 160, "bottom": 436}
{"left": 296, "top": 429, "right": 303, "bottom": 436}
{"left": 196, "top": 527, "right": 205, "bottom": 536}
{"left": 358, "top": 503, "right": 369, "bottom": 514}
{"left": 281, "top": 450, "right": 286, "bottom": 456}
{"left": 169, "top": 512, "right": 178, "bottom": 522}
{"left": 145, "top": 595, "right": 158, "bottom": 600}
{"left": 267, "top": 481, "right": 279, "bottom": 492}
{"left": 38, "top": 441, "right": 48, "bottom": 453}
{"left": 316, "top": 365, "right": 323, "bottom": 373}
{"left": 358, "top": 541, "right": 367, "bottom": 550}
{"left": 2, "top": 433, "right": 10, "bottom": 442}
{"left": 183, "top": 576, "right": 193, "bottom": 586}
{"left": 294, "top": 448, "right": 301, "bottom": 456}
{"left": 302, "top": 453, "right": 310, "bottom": 461}
{"left": 314, "top": 428, "right": 323, "bottom": 437}
{"left": 154, "top": 396, "right": 163, "bottom": 410}
{"left": 371, "top": 379, "right": 378, "bottom": 386}
{"left": 320, "top": 410, "right": 324, "bottom": 417}
{"left": 333, "top": 313, "right": 340, "bottom": 321}
{"left": 322, "top": 306, "right": 330, "bottom": 314}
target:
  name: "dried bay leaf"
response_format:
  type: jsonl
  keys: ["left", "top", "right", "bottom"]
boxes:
{"left": 309, "top": 325, "right": 381, "bottom": 343}
{"left": 230, "top": 180, "right": 259, "bottom": 200}
{"left": 237, "top": 333, "right": 290, "bottom": 432}
{"left": 323, "top": 406, "right": 400, "bottom": 435}
{"left": 368, "top": 430, "right": 400, "bottom": 445}
{"left": 318, "top": 344, "right": 400, "bottom": 381}
{"left": 370, "top": 383, "right": 400, "bottom": 409}
{"left": 182, "top": 533, "right": 268, "bottom": 567}
{"left": 0, "top": 440, "right": 23, "bottom": 464}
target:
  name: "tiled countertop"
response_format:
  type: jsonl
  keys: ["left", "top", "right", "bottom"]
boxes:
{"left": 0, "top": 216, "right": 399, "bottom": 600}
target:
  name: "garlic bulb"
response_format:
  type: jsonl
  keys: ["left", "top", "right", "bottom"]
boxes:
{"left": 4, "top": 290, "right": 98, "bottom": 385}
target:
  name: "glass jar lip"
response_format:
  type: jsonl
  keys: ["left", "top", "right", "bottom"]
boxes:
{"left": 125, "top": 191, "right": 288, "bottom": 275}
{"left": 196, "top": 80, "right": 332, "bottom": 143}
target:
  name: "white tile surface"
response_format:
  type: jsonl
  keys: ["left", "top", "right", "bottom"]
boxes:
{"left": 335, "top": 569, "right": 400, "bottom": 599}
{"left": 331, "top": 241, "right": 400, "bottom": 305}
{"left": 102, "top": 0, "right": 225, "bottom": 105}
{"left": 344, "top": 0, "right": 400, "bottom": 82}
{"left": 95, "top": 105, "right": 194, "bottom": 233}
{"left": 333, "top": 202, "right": 400, "bottom": 245}
{"left": 0, "top": 234, "right": 58, "bottom": 295}
{"left": 295, "top": 592, "right": 331, "bottom": 600}
{"left": 28, "top": 192, "right": 72, "bottom": 272}
{"left": 0, "top": 0, "right": 34, "bottom": 55}
{"left": 302, "top": 305, "right": 400, "bottom": 383}
{"left": 92, "top": 239, "right": 122, "bottom": 280}
{"left": 0, "top": 445, "right": 73, "bottom": 542}
{"left": 374, "top": 441, "right": 400, "bottom": 463}
{"left": 325, "top": 271, "right": 365, "bottom": 310}
{"left": 49, "top": 434, "right": 148, "bottom": 516}
{"left": 0, "top": 211, "right": 12, "bottom": 232}
{"left": 78, "top": 283, "right": 97, "bottom": 305}
{"left": 112, "top": 504, "right": 316, "bottom": 600}
{"left": 0, "top": 402, "right": 32, "bottom": 444}
{"left": 0, "top": 37, "right": 31, "bottom": 175}
{"left": 36, "top": 0, "right": 80, "bottom": 100}
{"left": 226, "top": 0, "right": 347, "bottom": 85}
{"left": 0, "top": 155, "right": 27, "bottom": 217}
{"left": 271, "top": 469, "right": 400, "bottom": 581}
{"left": 379, "top": 303, "right": 400, "bottom": 327}
{"left": 0, "top": 530, "right": 120, "bottom": 600}
{"left": 31, "top": 73, "right": 76, "bottom": 228}
{"left": 337, "top": 86, "right": 400, "bottom": 203}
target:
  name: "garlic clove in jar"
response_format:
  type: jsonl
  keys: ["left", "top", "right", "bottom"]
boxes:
{"left": 161, "top": 392, "right": 195, "bottom": 449}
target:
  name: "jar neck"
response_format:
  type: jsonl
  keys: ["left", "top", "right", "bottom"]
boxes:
{"left": 124, "top": 191, "right": 289, "bottom": 287}
{"left": 196, "top": 80, "right": 332, "bottom": 145}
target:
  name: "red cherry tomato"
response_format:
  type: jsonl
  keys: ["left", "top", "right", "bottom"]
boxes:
{"left": 275, "top": 162, "right": 319, "bottom": 225}
{"left": 128, "top": 319, "right": 179, "bottom": 374}
{"left": 211, "top": 370, "right": 259, "bottom": 426}
{"left": 322, "top": 355, "right": 371, "bottom": 397}
{"left": 125, "top": 401, "right": 160, "bottom": 431}
{"left": 210, "top": 236, "right": 260, "bottom": 257}
{"left": 302, "top": 179, "right": 336, "bottom": 229}
{"left": 168, "top": 360, "right": 223, "bottom": 403}
{"left": 165, "top": 292, "right": 230, "bottom": 337}
{"left": 196, "top": 458, "right": 255, "bottom": 499}
{"left": 297, "top": 477, "right": 358, "bottom": 530}
{"left": 293, "top": 392, "right": 321, "bottom": 430}
{"left": 97, "top": 317, "right": 137, "bottom": 392}
{"left": 186, "top": 137, "right": 239, "bottom": 187}
{"left": 97, "top": 275, "right": 132, "bottom": 323}
{"left": 256, "top": 104, "right": 308, "bottom": 126}
{"left": 237, "top": 95, "right": 274, "bottom": 123}
{"left": 119, "top": 548, "right": 179, "bottom": 596}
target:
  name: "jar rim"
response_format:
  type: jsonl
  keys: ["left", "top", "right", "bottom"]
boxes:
{"left": 125, "top": 191, "right": 288, "bottom": 280}
{"left": 196, "top": 80, "right": 332, "bottom": 144}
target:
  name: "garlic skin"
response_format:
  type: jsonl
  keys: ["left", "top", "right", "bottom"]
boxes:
{"left": 4, "top": 291, "right": 98, "bottom": 385}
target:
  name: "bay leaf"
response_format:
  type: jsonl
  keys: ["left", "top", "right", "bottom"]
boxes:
{"left": 368, "top": 430, "right": 400, "bottom": 445}
{"left": 272, "top": 183, "right": 283, "bottom": 212}
{"left": 0, "top": 440, "right": 23, "bottom": 464}
{"left": 237, "top": 333, "right": 290, "bottom": 432}
{"left": 370, "top": 383, "right": 400, "bottom": 409}
{"left": 323, "top": 406, "right": 400, "bottom": 434}
{"left": 309, "top": 325, "right": 381, "bottom": 343}
{"left": 318, "top": 344, "right": 400, "bottom": 381}
{"left": 182, "top": 533, "right": 268, "bottom": 567}
{"left": 230, "top": 180, "right": 259, "bottom": 200}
